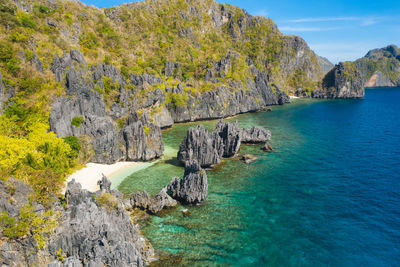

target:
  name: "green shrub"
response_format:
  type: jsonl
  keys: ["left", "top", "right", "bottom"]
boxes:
{"left": 71, "top": 116, "right": 84, "bottom": 127}
{"left": 167, "top": 92, "right": 188, "bottom": 108}
{"left": 0, "top": 40, "right": 14, "bottom": 63}
{"left": 0, "top": 204, "right": 59, "bottom": 249}
{"left": 19, "top": 13, "right": 36, "bottom": 29}
{"left": 117, "top": 117, "right": 127, "bottom": 129}
{"left": 63, "top": 136, "right": 81, "bottom": 158}
{"left": 37, "top": 5, "right": 51, "bottom": 14}
{"left": 94, "top": 193, "right": 119, "bottom": 212}
{"left": 79, "top": 32, "right": 100, "bottom": 49}
{"left": 10, "top": 32, "right": 30, "bottom": 43}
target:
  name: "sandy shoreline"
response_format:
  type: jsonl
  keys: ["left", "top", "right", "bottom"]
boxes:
{"left": 65, "top": 161, "right": 144, "bottom": 192}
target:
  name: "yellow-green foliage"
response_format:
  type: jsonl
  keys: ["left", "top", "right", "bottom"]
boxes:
{"left": 0, "top": 102, "right": 77, "bottom": 198}
{"left": 0, "top": 204, "right": 59, "bottom": 249}
{"left": 166, "top": 92, "right": 188, "bottom": 108}
{"left": 94, "top": 193, "right": 119, "bottom": 212}
{"left": 143, "top": 125, "right": 150, "bottom": 136}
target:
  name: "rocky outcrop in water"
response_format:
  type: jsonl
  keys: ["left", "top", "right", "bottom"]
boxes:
{"left": 178, "top": 120, "right": 272, "bottom": 167}
{"left": 130, "top": 188, "right": 177, "bottom": 214}
{"left": 167, "top": 160, "right": 208, "bottom": 205}
{"left": 321, "top": 62, "right": 365, "bottom": 98}
{"left": 214, "top": 119, "right": 241, "bottom": 157}
{"left": 241, "top": 126, "right": 272, "bottom": 144}
{"left": 177, "top": 125, "right": 224, "bottom": 167}
{"left": 0, "top": 178, "right": 154, "bottom": 267}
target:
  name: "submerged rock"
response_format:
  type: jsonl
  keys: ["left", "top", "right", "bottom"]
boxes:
{"left": 181, "top": 209, "right": 191, "bottom": 217}
{"left": 240, "top": 154, "right": 257, "bottom": 164}
{"left": 263, "top": 142, "right": 274, "bottom": 152}
{"left": 168, "top": 160, "right": 208, "bottom": 205}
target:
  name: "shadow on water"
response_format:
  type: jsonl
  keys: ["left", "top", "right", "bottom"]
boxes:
{"left": 164, "top": 157, "right": 183, "bottom": 168}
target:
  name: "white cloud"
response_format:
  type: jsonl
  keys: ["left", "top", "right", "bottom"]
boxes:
{"left": 279, "top": 26, "right": 340, "bottom": 32}
{"left": 283, "top": 17, "right": 359, "bottom": 23}
{"left": 254, "top": 9, "right": 268, "bottom": 17}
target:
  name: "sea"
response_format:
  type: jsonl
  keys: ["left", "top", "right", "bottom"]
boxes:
{"left": 116, "top": 87, "right": 400, "bottom": 266}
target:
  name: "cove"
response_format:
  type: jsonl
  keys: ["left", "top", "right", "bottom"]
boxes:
{"left": 117, "top": 88, "right": 400, "bottom": 266}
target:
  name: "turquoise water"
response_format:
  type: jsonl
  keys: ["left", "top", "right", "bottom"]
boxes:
{"left": 118, "top": 88, "right": 400, "bottom": 266}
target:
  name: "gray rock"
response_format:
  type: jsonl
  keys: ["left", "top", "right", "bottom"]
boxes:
{"left": 164, "top": 61, "right": 182, "bottom": 79}
{"left": 98, "top": 174, "right": 111, "bottom": 193}
{"left": 122, "top": 113, "right": 164, "bottom": 161}
{"left": 214, "top": 119, "right": 241, "bottom": 157}
{"left": 130, "top": 190, "right": 151, "bottom": 210}
{"left": 263, "top": 142, "right": 273, "bottom": 152}
{"left": 168, "top": 160, "right": 208, "bottom": 205}
{"left": 241, "top": 126, "right": 271, "bottom": 144}
{"left": 49, "top": 180, "right": 154, "bottom": 267}
{"left": 130, "top": 73, "right": 162, "bottom": 88}
{"left": 177, "top": 125, "right": 224, "bottom": 167}
{"left": 130, "top": 188, "right": 177, "bottom": 214}
{"left": 0, "top": 71, "right": 5, "bottom": 113}
{"left": 148, "top": 187, "right": 177, "bottom": 214}
{"left": 31, "top": 53, "right": 44, "bottom": 73}
{"left": 322, "top": 62, "right": 364, "bottom": 98}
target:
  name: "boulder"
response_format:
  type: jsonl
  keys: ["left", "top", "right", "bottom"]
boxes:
{"left": 167, "top": 160, "right": 208, "bottom": 205}
{"left": 148, "top": 187, "right": 177, "bottom": 214}
{"left": 130, "top": 188, "right": 177, "bottom": 214}
{"left": 130, "top": 190, "right": 151, "bottom": 210}
{"left": 241, "top": 126, "right": 271, "bottom": 144}
{"left": 98, "top": 174, "right": 112, "bottom": 193}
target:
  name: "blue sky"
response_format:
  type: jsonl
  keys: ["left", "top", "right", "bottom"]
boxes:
{"left": 81, "top": 0, "right": 400, "bottom": 63}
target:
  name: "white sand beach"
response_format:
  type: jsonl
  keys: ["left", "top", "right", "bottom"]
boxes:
{"left": 65, "top": 161, "right": 153, "bottom": 192}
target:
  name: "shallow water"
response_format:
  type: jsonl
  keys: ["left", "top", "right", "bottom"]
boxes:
{"left": 118, "top": 88, "right": 400, "bottom": 266}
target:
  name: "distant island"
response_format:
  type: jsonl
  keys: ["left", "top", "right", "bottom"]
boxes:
{"left": 0, "top": 0, "right": 399, "bottom": 266}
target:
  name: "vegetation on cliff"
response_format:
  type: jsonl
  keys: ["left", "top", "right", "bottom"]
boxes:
{"left": 0, "top": 0, "right": 324, "bottom": 194}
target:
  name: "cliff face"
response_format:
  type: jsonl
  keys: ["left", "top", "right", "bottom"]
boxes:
{"left": 0, "top": 0, "right": 331, "bottom": 164}
{"left": 356, "top": 45, "right": 400, "bottom": 87}
{"left": 318, "top": 56, "right": 334, "bottom": 75}
{"left": 321, "top": 62, "right": 364, "bottom": 98}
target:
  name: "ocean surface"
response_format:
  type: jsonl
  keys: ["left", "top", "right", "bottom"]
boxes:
{"left": 117, "top": 88, "right": 400, "bottom": 266}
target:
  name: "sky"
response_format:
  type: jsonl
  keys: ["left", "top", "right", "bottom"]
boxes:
{"left": 81, "top": 0, "right": 400, "bottom": 64}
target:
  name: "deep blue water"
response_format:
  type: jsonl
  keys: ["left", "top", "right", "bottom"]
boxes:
{"left": 119, "top": 88, "right": 400, "bottom": 266}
